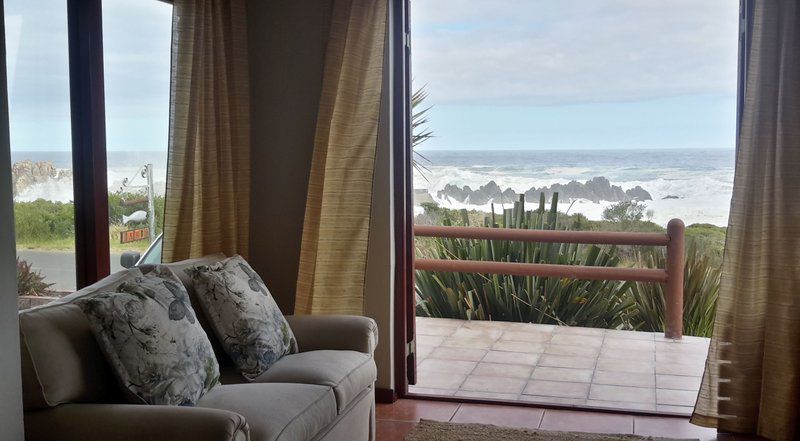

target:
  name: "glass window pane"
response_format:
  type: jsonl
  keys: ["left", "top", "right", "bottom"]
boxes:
{"left": 103, "top": 0, "right": 171, "bottom": 269}
{"left": 5, "top": 0, "right": 76, "bottom": 299}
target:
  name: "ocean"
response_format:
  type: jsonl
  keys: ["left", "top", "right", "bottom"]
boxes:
{"left": 11, "top": 148, "right": 735, "bottom": 227}
{"left": 413, "top": 148, "right": 735, "bottom": 227}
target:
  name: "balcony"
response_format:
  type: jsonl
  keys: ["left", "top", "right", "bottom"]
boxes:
{"left": 410, "top": 216, "right": 710, "bottom": 415}
{"left": 410, "top": 317, "right": 708, "bottom": 415}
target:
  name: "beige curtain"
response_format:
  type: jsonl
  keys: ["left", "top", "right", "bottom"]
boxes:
{"left": 294, "top": 0, "right": 388, "bottom": 315}
{"left": 691, "top": 2, "right": 800, "bottom": 440}
{"left": 162, "top": 0, "right": 251, "bottom": 262}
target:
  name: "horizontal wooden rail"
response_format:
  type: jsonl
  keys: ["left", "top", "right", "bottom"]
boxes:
{"left": 413, "top": 219, "right": 686, "bottom": 339}
{"left": 415, "top": 259, "right": 668, "bottom": 283}
{"left": 414, "top": 225, "right": 669, "bottom": 246}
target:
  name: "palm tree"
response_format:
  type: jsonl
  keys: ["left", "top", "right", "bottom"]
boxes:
{"left": 412, "top": 86, "right": 433, "bottom": 178}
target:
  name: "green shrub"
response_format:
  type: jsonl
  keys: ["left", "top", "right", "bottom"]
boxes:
{"left": 629, "top": 241, "right": 720, "bottom": 337}
{"left": 16, "top": 257, "right": 53, "bottom": 296}
{"left": 415, "top": 193, "right": 636, "bottom": 328}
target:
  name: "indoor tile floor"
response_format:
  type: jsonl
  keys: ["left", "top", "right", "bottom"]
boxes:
{"left": 375, "top": 399, "right": 767, "bottom": 441}
{"left": 409, "top": 317, "right": 710, "bottom": 415}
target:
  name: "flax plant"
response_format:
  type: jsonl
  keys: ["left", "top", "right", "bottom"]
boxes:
{"left": 415, "top": 193, "right": 635, "bottom": 328}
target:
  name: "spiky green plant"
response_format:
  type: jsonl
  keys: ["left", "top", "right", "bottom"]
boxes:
{"left": 629, "top": 242, "right": 720, "bottom": 337}
{"left": 411, "top": 86, "right": 433, "bottom": 178}
{"left": 415, "top": 193, "right": 636, "bottom": 328}
{"left": 16, "top": 257, "right": 53, "bottom": 297}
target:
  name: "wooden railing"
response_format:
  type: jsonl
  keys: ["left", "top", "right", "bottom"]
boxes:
{"left": 414, "top": 218, "right": 686, "bottom": 339}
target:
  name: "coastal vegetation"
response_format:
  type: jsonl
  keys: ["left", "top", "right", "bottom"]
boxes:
{"left": 414, "top": 195, "right": 725, "bottom": 337}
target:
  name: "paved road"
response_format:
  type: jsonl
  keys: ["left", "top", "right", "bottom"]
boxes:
{"left": 17, "top": 250, "right": 126, "bottom": 292}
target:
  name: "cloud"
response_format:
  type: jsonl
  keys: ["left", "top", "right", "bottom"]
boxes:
{"left": 411, "top": 0, "right": 740, "bottom": 106}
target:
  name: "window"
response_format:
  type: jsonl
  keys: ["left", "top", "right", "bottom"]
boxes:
{"left": 5, "top": 0, "right": 76, "bottom": 293}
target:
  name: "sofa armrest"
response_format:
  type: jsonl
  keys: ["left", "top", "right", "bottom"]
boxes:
{"left": 286, "top": 315, "right": 378, "bottom": 355}
{"left": 24, "top": 404, "right": 249, "bottom": 441}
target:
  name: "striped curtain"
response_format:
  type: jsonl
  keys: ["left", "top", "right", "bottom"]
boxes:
{"left": 294, "top": 0, "right": 388, "bottom": 315}
{"left": 691, "top": 2, "right": 800, "bottom": 439}
{"left": 162, "top": 0, "right": 251, "bottom": 262}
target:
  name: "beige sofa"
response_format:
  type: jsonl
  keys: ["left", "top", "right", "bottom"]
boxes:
{"left": 18, "top": 255, "right": 378, "bottom": 441}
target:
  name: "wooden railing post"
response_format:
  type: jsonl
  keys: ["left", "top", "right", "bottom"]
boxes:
{"left": 665, "top": 218, "right": 685, "bottom": 339}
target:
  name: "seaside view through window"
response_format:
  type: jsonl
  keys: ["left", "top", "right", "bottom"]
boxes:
{"left": 410, "top": 0, "right": 739, "bottom": 408}
{"left": 5, "top": 0, "right": 171, "bottom": 296}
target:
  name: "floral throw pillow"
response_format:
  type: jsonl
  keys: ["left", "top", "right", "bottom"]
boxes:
{"left": 185, "top": 255, "right": 298, "bottom": 380}
{"left": 75, "top": 267, "right": 220, "bottom": 406}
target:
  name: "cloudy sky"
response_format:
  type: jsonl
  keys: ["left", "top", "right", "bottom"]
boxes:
{"left": 5, "top": 0, "right": 171, "bottom": 152}
{"left": 411, "top": 0, "right": 740, "bottom": 150}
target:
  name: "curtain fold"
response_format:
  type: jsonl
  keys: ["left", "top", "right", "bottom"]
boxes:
{"left": 163, "top": 0, "right": 251, "bottom": 262}
{"left": 691, "top": 2, "right": 800, "bottom": 440}
{"left": 294, "top": 0, "right": 388, "bottom": 315}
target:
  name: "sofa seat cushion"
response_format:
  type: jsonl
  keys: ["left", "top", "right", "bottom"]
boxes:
{"left": 249, "top": 350, "right": 375, "bottom": 413}
{"left": 197, "top": 383, "right": 336, "bottom": 441}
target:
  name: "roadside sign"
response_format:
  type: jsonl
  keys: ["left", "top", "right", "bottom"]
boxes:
{"left": 120, "top": 228, "right": 150, "bottom": 244}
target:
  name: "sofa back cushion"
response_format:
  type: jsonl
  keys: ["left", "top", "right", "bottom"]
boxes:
{"left": 19, "top": 269, "right": 141, "bottom": 410}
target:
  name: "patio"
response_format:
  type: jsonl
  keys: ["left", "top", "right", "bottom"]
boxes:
{"left": 410, "top": 317, "right": 709, "bottom": 416}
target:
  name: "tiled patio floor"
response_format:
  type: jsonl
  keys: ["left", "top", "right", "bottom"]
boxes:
{"left": 409, "top": 317, "right": 710, "bottom": 416}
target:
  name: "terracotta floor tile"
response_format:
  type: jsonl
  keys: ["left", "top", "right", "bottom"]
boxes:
{"left": 414, "top": 371, "right": 466, "bottom": 390}
{"left": 429, "top": 346, "right": 487, "bottom": 361}
{"left": 492, "top": 340, "right": 548, "bottom": 353}
{"left": 589, "top": 384, "right": 656, "bottom": 404}
{"left": 461, "top": 375, "right": 527, "bottom": 394}
{"left": 634, "top": 415, "right": 717, "bottom": 439}
{"left": 482, "top": 350, "right": 540, "bottom": 366}
{"left": 554, "top": 326, "right": 606, "bottom": 336}
{"left": 593, "top": 370, "right": 655, "bottom": 388}
{"left": 375, "top": 420, "right": 416, "bottom": 441}
{"left": 500, "top": 330, "right": 553, "bottom": 343}
{"left": 531, "top": 366, "right": 593, "bottom": 383}
{"left": 596, "top": 358, "right": 655, "bottom": 374}
{"left": 603, "top": 338, "right": 654, "bottom": 351}
{"left": 524, "top": 380, "right": 590, "bottom": 399}
{"left": 473, "top": 362, "right": 533, "bottom": 379}
{"left": 442, "top": 336, "right": 496, "bottom": 349}
{"left": 540, "top": 409, "right": 634, "bottom": 434}
{"left": 585, "top": 399, "right": 656, "bottom": 412}
{"left": 453, "top": 390, "right": 520, "bottom": 401}
{"left": 451, "top": 403, "right": 544, "bottom": 429}
{"left": 657, "top": 374, "right": 702, "bottom": 390}
{"left": 551, "top": 333, "right": 604, "bottom": 347}
{"left": 538, "top": 354, "right": 597, "bottom": 369}
{"left": 417, "top": 358, "right": 477, "bottom": 375}
{"left": 375, "top": 399, "right": 460, "bottom": 422}
{"left": 657, "top": 388, "right": 698, "bottom": 406}
{"left": 545, "top": 343, "right": 601, "bottom": 358}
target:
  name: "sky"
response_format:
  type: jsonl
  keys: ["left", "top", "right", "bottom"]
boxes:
{"left": 411, "top": 0, "right": 741, "bottom": 151}
{"left": 3, "top": 0, "right": 740, "bottom": 153}
{"left": 4, "top": 0, "right": 172, "bottom": 152}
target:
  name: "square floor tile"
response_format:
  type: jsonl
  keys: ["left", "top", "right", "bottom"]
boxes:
{"left": 540, "top": 409, "right": 633, "bottom": 434}
{"left": 500, "top": 330, "right": 553, "bottom": 343}
{"left": 599, "top": 347, "right": 655, "bottom": 362}
{"left": 376, "top": 399, "right": 460, "bottom": 422}
{"left": 451, "top": 403, "right": 544, "bottom": 429}
{"left": 657, "top": 374, "right": 702, "bottom": 390}
{"left": 451, "top": 326, "right": 504, "bottom": 341}
{"left": 407, "top": 386, "right": 457, "bottom": 396}
{"left": 553, "top": 326, "right": 606, "bottom": 336}
{"left": 605, "top": 329, "right": 655, "bottom": 341}
{"left": 586, "top": 399, "right": 656, "bottom": 411}
{"left": 482, "top": 350, "right": 540, "bottom": 366}
{"left": 657, "top": 388, "right": 698, "bottom": 406}
{"left": 524, "top": 380, "right": 590, "bottom": 399}
{"left": 417, "top": 358, "right": 477, "bottom": 375}
{"left": 429, "top": 346, "right": 487, "bottom": 361}
{"left": 375, "top": 420, "right": 416, "bottom": 441}
{"left": 415, "top": 371, "right": 467, "bottom": 390}
{"left": 634, "top": 415, "right": 716, "bottom": 439}
{"left": 551, "top": 333, "right": 604, "bottom": 347}
{"left": 415, "top": 324, "right": 458, "bottom": 337}
{"left": 596, "top": 358, "right": 655, "bottom": 374}
{"left": 589, "top": 384, "right": 656, "bottom": 404}
{"left": 603, "top": 338, "right": 655, "bottom": 351}
{"left": 545, "top": 343, "right": 600, "bottom": 358}
{"left": 461, "top": 375, "right": 527, "bottom": 394}
{"left": 473, "top": 362, "right": 533, "bottom": 379}
{"left": 518, "top": 395, "right": 586, "bottom": 406}
{"left": 442, "top": 336, "right": 496, "bottom": 349}
{"left": 531, "top": 366, "right": 593, "bottom": 383}
{"left": 593, "top": 370, "right": 655, "bottom": 388}
{"left": 656, "top": 361, "right": 704, "bottom": 376}
{"left": 493, "top": 340, "right": 547, "bottom": 353}
{"left": 453, "top": 390, "right": 520, "bottom": 401}
{"left": 538, "top": 354, "right": 596, "bottom": 369}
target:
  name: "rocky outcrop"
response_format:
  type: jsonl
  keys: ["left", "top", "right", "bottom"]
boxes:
{"left": 436, "top": 177, "right": 652, "bottom": 205}
{"left": 11, "top": 160, "right": 72, "bottom": 197}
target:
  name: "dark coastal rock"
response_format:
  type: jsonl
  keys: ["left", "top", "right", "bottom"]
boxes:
{"left": 662, "top": 195, "right": 681, "bottom": 200}
{"left": 11, "top": 160, "right": 72, "bottom": 197}
{"left": 436, "top": 176, "right": 652, "bottom": 205}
